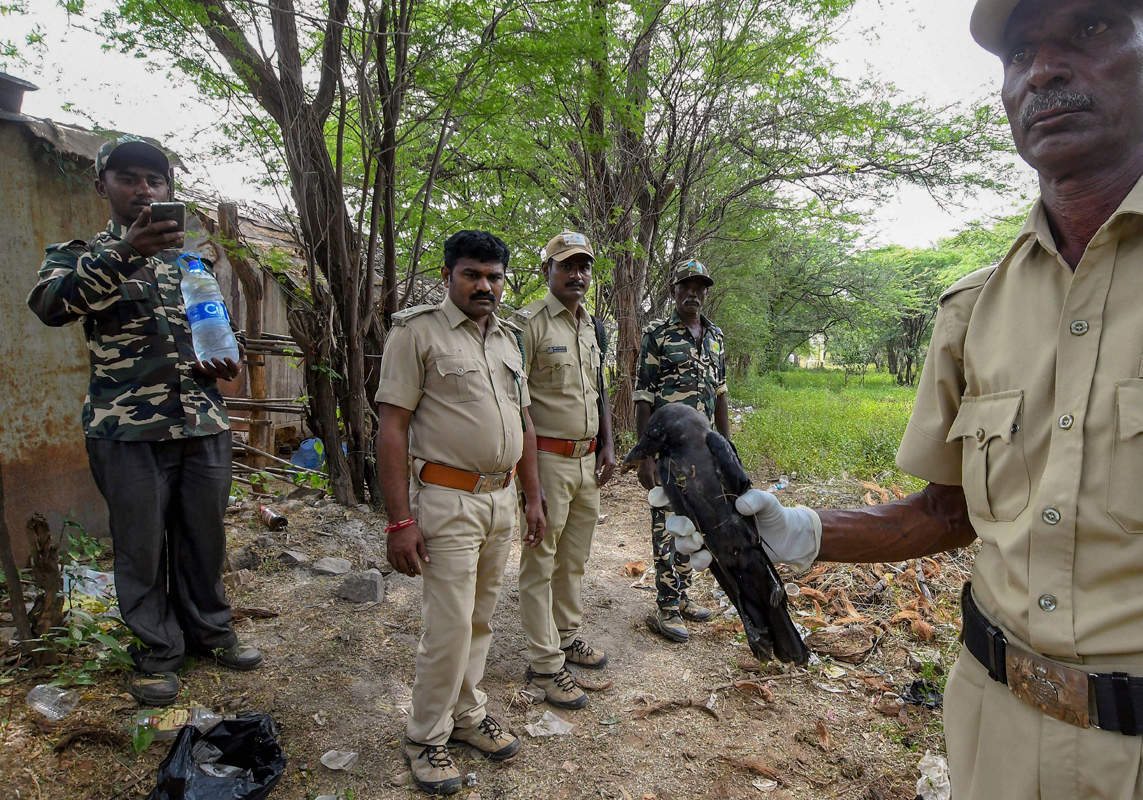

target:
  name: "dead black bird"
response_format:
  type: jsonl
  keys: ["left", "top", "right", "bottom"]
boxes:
{"left": 624, "top": 404, "right": 809, "bottom": 665}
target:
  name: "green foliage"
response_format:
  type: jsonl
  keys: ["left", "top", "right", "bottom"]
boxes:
{"left": 732, "top": 369, "right": 924, "bottom": 490}
{"left": 131, "top": 723, "right": 156, "bottom": 754}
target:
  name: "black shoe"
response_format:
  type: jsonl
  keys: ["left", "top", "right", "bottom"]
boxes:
{"left": 680, "top": 599, "right": 714, "bottom": 623}
{"left": 128, "top": 671, "right": 180, "bottom": 706}
{"left": 194, "top": 642, "right": 263, "bottom": 671}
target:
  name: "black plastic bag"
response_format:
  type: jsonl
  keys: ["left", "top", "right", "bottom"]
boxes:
{"left": 147, "top": 712, "right": 286, "bottom": 800}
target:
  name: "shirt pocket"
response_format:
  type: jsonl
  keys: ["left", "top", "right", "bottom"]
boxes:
{"left": 428, "top": 356, "right": 483, "bottom": 403}
{"left": 92, "top": 280, "right": 160, "bottom": 340}
{"left": 1108, "top": 380, "right": 1143, "bottom": 533}
{"left": 946, "top": 389, "right": 1029, "bottom": 522}
{"left": 535, "top": 349, "right": 577, "bottom": 389}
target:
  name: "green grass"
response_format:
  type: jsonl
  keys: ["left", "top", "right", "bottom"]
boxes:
{"left": 731, "top": 368, "right": 925, "bottom": 491}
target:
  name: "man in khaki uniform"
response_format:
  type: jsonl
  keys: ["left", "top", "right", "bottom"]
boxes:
{"left": 512, "top": 232, "right": 616, "bottom": 710}
{"left": 376, "top": 230, "right": 547, "bottom": 795}
{"left": 733, "top": 1, "right": 1143, "bottom": 796}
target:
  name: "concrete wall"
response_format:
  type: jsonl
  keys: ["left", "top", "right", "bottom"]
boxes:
{"left": 0, "top": 120, "right": 111, "bottom": 559}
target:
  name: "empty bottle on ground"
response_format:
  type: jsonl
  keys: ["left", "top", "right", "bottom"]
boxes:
{"left": 179, "top": 252, "right": 239, "bottom": 364}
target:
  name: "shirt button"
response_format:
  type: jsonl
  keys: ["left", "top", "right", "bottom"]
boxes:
{"left": 974, "top": 427, "right": 986, "bottom": 442}
{"left": 1038, "top": 594, "right": 1058, "bottom": 613}
{"left": 1058, "top": 414, "right": 1074, "bottom": 430}
{"left": 1042, "top": 507, "right": 1061, "bottom": 525}
{"left": 1070, "top": 320, "right": 1090, "bottom": 336}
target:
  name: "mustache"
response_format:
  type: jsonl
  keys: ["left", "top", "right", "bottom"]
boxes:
{"left": 469, "top": 292, "right": 496, "bottom": 303}
{"left": 565, "top": 281, "right": 586, "bottom": 289}
{"left": 1021, "top": 90, "right": 1094, "bottom": 130}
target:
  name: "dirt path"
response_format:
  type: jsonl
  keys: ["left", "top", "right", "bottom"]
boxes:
{"left": 1, "top": 471, "right": 969, "bottom": 799}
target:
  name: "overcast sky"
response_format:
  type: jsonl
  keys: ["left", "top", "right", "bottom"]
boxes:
{"left": 8, "top": 0, "right": 1038, "bottom": 247}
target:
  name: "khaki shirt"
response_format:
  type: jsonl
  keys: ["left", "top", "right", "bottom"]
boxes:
{"left": 511, "top": 292, "right": 601, "bottom": 441}
{"left": 375, "top": 297, "right": 529, "bottom": 474}
{"left": 898, "top": 177, "right": 1143, "bottom": 668}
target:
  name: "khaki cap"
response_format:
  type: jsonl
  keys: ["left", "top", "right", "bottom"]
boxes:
{"left": 970, "top": 0, "right": 1022, "bottom": 55}
{"left": 541, "top": 231, "right": 594, "bottom": 263}
{"left": 95, "top": 134, "right": 171, "bottom": 176}
{"left": 671, "top": 259, "right": 713, "bottom": 287}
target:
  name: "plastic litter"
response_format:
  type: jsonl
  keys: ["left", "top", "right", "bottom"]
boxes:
{"left": 902, "top": 679, "right": 944, "bottom": 709}
{"left": 524, "top": 710, "right": 574, "bottom": 737}
{"left": 463, "top": 773, "right": 477, "bottom": 787}
{"left": 259, "top": 505, "right": 288, "bottom": 531}
{"left": 915, "top": 750, "right": 951, "bottom": 800}
{"left": 319, "top": 749, "right": 359, "bottom": 771}
{"left": 146, "top": 712, "right": 285, "bottom": 800}
{"left": 133, "top": 705, "right": 225, "bottom": 742}
{"left": 25, "top": 684, "right": 79, "bottom": 721}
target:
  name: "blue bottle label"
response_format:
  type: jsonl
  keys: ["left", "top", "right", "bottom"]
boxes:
{"left": 186, "top": 301, "right": 231, "bottom": 324}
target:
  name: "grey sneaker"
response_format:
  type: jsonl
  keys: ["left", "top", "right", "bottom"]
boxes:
{"left": 450, "top": 715, "right": 520, "bottom": 761}
{"left": 561, "top": 638, "right": 608, "bottom": 669}
{"left": 525, "top": 665, "right": 588, "bottom": 709}
{"left": 646, "top": 609, "right": 689, "bottom": 643}
{"left": 403, "top": 739, "right": 462, "bottom": 795}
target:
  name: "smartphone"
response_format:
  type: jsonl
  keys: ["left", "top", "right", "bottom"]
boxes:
{"left": 150, "top": 201, "right": 185, "bottom": 231}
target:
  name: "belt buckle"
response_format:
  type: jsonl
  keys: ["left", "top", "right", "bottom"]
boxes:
{"left": 571, "top": 439, "right": 592, "bottom": 458}
{"left": 472, "top": 473, "right": 491, "bottom": 493}
{"left": 1006, "top": 648, "right": 1091, "bottom": 728}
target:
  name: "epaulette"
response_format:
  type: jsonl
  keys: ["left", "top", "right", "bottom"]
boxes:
{"left": 499, "top": 315, "right": 523, "bottom": 333}
{"left": 939, "top": 265, "right": 996, "bottom": 305}
{"left": 44, "top": 239, "right": 89, "bottom": 255}
{"left": 390, "top": 304, "right": 438, "bottom": 326}
{"left": 510, "top": 297, "right": 546, "bottom": 322}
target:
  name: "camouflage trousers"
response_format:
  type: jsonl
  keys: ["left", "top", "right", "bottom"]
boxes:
{"left": 651, "top": 506, "right": 693, "bottom": 611}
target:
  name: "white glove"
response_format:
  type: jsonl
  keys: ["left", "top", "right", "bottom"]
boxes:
{"left": 666, "top": 514, "right": 704, "bottom": 554}
{"left": 647, "top": 487, "right": 671, "bottom": 508}
{"left": 735, "top": 488, "right": 821, "bottom": 572}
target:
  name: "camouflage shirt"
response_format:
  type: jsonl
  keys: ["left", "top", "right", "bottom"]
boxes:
{"left": 633, "top": 311, "right": 728, "bottom": 422}
{"left": 27, "top": 222, "right": 232, "bottom": 441}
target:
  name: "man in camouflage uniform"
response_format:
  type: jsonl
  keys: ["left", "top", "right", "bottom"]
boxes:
{"left": 26, "top": 136, "right": 261, "bottom": 707}
{"left": 376, "top": 230, "right": 546, "bottom": 795}
{"left": 511, "top": 231, "right": 615, "bottom": 711}
{"left": 634, "top": 260, "right": 730, "bottom": 643}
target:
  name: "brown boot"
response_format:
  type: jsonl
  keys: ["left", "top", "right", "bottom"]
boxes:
{"left": 561, "top": 638, "right": 608, "bottom": 669}
{"left": 646, "top": 608, "right": 689, "bottom": 643}
{"left": 403, "top": 739, "right": 461, "bottom": 795}
{"left": 680, "top": 598, "right": 714, "bottom": 623}
{"left": 450, "top": 715, "right": 520, "bottom": 761}
{"left": 525, "top": 665, "right": 588, "bottom": 709}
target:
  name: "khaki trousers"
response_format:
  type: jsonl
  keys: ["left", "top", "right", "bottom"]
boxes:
{"left": 945, "top": 644, "right": 1143, "bottom": 799}
{"left": 406, "top": 482, "right": 515, "bottom": 746}
{"left": 519, "top": 451, "right": 601, "bottom": 673}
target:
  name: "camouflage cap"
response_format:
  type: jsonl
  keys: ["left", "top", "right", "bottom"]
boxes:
{"left": 671, "top": 259, "right": 713, "bottom": 286}
{"left": 95, "top": 135, "right": 170, "bottom": 176}
{"left": 970, "top": 0, "right": 1021, "bottom": 55}
{"left": 541, "top": 231, "right": 595, "bottom": 264}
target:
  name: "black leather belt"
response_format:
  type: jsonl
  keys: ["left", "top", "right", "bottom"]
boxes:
{"left": 962, "top": 582, "right": 1143, "bottom": 735}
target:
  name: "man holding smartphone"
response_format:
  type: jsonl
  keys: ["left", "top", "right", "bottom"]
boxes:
{"left": 27, "top": 135, "right": 260, "bottom": 706}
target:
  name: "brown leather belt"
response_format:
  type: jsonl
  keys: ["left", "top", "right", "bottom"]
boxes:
{"left": 536, "top": 436, "right": 597, "bottom": 458}
{"left": 416, "top": 460, "right": 516, "bottom": 494}
{"left": 962, "top": 582, "right": 1143, "bottom": 734}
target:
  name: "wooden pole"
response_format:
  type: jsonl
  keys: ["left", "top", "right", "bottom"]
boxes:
{"left": 0, "top": 463, "right": 33, "bottom": 650}
{"left": 219, "top": 202, "right": 272, "bottom": 467}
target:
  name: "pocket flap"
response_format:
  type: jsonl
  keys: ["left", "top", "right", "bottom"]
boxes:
{"left": 946, "top": 390, "right": 1024, "bottom": 449}
{"left": 433, "top": 357, "right": 481, "bottom": 378}
{"left": 1117, "top": 380, "right": 1143, "bottom": 440}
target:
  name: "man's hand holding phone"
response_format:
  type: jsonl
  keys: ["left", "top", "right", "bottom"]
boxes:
{"left": 124, "top": 203, "right": 184, "bottom": 258}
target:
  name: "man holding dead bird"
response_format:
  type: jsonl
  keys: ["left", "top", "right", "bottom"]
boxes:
{"left": 740, "top": 1, "right": 1143, "bottom": 796}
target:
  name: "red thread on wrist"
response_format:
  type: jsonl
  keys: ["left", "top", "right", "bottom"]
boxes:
{"left": 384, "top": 517, "right": 416, "bottom": 533}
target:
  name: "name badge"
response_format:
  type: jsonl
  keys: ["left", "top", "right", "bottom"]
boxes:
{"left": 547, "top": 346, "right": 568, "bottom": 353}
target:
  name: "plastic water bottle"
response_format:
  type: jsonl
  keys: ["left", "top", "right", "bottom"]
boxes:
{"left": 178, "top": 252, "right": 239, "bottom": 364}
{"left": 26, "top": 684, "right": 79, "bottom": 721}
